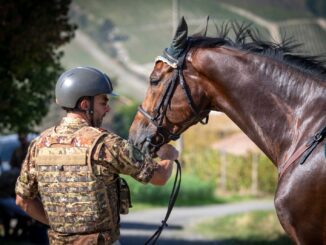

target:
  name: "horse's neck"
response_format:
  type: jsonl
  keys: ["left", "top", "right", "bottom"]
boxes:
{"left": 195, "top": 47, "right": 326, "bottom": 166}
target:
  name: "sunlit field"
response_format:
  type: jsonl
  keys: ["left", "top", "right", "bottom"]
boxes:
{"left": 190, "top": 210, "right": 292, "bottom": 244}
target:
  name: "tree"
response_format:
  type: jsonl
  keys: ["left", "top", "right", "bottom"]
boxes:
{"left": 0, "top": 0, "right": 76, "bottom": 133}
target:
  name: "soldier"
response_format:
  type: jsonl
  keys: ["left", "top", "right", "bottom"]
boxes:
{"left": 15, "top": 67, "right": 178, "bottom": 244}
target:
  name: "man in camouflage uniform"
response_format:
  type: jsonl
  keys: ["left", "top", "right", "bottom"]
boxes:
{"left": 15, "top": 67, "right": 178, "bottom": 244}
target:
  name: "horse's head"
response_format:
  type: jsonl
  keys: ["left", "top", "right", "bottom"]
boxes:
{"left": 129, "top": 17, "right": 211, "bottom": 155}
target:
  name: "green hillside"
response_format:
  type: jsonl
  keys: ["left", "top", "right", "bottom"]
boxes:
{"left": 64, "top": 0, "right": 325, "bottom": 67}
{"left": 54, "top": 1, "right": 326, "bottom": 125}
{"left": 68, "top": 0, "right": 271, "bottom": 64}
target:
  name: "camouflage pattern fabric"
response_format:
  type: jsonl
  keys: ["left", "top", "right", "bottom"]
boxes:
{"left": 15, "top": 117, "right": 158, "bottom": 244}
{"left": 47, "top": 230, "right": 114, "bottom": 245}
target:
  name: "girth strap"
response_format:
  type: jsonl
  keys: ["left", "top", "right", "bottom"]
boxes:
{"left": 279, "top": 125, "right": 326, "bottom": 179}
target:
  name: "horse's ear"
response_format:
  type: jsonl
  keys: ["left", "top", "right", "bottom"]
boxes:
{"left": 192, "top": 16, "right": 210, "bottom": 37}
{"left": 167, "top": 16, "right": 188, "bottom": 58}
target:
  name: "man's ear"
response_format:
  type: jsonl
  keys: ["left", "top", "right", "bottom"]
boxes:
{"left": 79, "top": 98, "right": 90, "bottom": 110}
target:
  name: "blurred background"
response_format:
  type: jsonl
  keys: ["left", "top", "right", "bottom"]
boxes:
{"left": 0, "top": 0, "right": 325, "bottom": 244}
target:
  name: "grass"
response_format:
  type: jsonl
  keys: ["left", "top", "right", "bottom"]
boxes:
{"left": 124, "top": 171, "right": 217, "bottom": 207}
{"left": 190, "top": 210, "right": 292, "bottom": 244}
{"left": 124, "top": 168, "right": 273, "bottom": 211}
{"left": 130, "top": 194, "right": 263, "bottom": 211}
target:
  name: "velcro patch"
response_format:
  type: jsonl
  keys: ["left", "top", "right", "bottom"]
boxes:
{"left": 35, "top": 147, "right": 88, "bottom": 166}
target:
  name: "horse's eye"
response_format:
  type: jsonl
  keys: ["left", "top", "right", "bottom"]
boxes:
{"left": 150, "top": 78, "right": 160, "bottom": 85}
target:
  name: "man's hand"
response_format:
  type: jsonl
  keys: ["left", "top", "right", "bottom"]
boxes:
{"left": 150, "top": 144, "right": 179, "bottom": 186}
{"left": 156, "top": 144, "right": 179, "bottom": 161}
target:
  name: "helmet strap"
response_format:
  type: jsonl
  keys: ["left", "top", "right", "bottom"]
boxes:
{"left": 86, "top": 96, "right": 95, "bottom": 127}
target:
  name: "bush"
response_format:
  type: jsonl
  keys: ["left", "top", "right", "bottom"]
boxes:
{"left": 258, "top": 155, "right": 278, "bottom": 193}
{"left": 182, "top": 149, "right": 277, "bottom": 196}
{"left": 123, "top": 172, "right": 216, "bottom": 206}
{"left": 110, "top": 100, "right": 138, "bottom": 139}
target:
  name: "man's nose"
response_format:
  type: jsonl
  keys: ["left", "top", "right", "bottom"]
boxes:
{"left": 106, "top": 105, "right": 110, "bottom": 112}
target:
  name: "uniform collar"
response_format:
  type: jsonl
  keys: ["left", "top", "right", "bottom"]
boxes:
{"left": 61, "top": 117, "right": 89, "bottom": 126}
{"left": 55, "top": 117, "right": 90, "bottom": 134}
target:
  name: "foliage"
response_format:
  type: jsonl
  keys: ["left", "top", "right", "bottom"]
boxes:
{"left": 123, "top": 172, "right": 216, "bottom": 206}
{"left": 180, "top": 115, "right": 278, "bottom": 196}
{"left": 110, "top": 100, "right": 138, "bottom": 139}
{"left": 191, "top": 210, "right": 292, "bottom": 244}
{"left": 258, "top": 156, "right": 278, "bottom": 193}
{"left": 182, "top": 149, "right": 220, "bottom": 182}
{"left": 0, "top": 0, "right": 76, "bottom": 133}
{"left": 182, "top": 148, "right": 278, "bottom": 195}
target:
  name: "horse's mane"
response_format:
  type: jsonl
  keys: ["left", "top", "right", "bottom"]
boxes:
{"left": 189, "top": 22, "right": 326, "bottom": 80}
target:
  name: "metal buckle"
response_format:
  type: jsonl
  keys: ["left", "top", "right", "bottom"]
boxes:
{"left": 314, "top": 133, "right": 322, "bottom": 142}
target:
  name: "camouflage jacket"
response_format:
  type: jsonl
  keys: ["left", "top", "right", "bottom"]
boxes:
{"left": 15, "top": 117, "right": 158, "bottom": 243}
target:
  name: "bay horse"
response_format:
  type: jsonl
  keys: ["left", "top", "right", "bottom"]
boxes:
{"left": 128, "top": 17, "right": 326, "bottom": 244}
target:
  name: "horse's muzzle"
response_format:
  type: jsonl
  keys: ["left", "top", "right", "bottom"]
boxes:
{"left": 128, "top": 129, "right": 155, "bottom": 156}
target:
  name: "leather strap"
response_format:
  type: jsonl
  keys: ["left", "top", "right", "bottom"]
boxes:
{"left": 279, "top": 126, "right": 326, "bottom": 179}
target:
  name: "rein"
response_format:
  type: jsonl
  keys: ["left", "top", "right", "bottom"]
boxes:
{"left": 279, "top": 125, "right": 326, "bottom": 179}
{"left": 144, "top": 159, "right": 182, "bottom": 245}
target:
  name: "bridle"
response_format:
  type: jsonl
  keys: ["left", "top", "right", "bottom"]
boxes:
{"left": 138, "top": 48, "right": 210, "bottom": 149}
{"left": 140, "top": 49, "right": 208, "bottom": 245}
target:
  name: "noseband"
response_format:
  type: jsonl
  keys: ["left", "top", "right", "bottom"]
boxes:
{"left": 138, "top": 49, "right": 210, "bottom": 148}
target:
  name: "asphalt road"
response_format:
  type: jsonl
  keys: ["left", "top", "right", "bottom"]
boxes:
{"left": 120, "top": 199, "right": 275, "bottom": 245}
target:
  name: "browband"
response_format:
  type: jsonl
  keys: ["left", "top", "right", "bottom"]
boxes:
{"left": 154, "top": 55, "right": 178, "bottom": 69}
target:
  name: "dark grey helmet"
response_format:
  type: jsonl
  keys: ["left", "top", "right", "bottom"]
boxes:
{"left": 55, "top": 66, "right": 117, "bottom": 108}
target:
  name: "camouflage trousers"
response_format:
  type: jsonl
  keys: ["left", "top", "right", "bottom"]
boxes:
{"left": 48, "top": 230, "right": 120, "bottom": 245}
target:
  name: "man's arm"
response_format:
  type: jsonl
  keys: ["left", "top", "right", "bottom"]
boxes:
{"left": 16, "top": 195, "right": 49, "bottom": 225}
{"left": 150, "top": 144, "right": 179, "bottom": 186}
